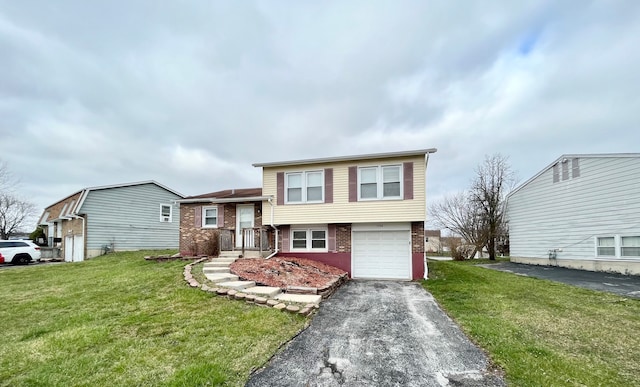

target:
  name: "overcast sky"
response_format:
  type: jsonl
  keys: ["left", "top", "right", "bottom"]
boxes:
{"left": 1, "top": 1, "right": 639, "bottom": 230}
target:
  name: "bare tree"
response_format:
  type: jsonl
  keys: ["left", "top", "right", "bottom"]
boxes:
{"left": 0, "top": 159, "right": 37, "bottom": 239}
{"left": 469, "top": 154, "right": 516, "bottom": 260}
{"left": 0, "top": 194, "right": 37, "bottom": 239}
{"left": 429, "top": 192, "right": 488, "bottom": 259}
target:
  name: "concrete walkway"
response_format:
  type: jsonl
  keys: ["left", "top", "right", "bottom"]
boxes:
{"left": 247, "top": 281, "right": 504, "bottom": 387}
{"left": 480, "top": 262, "right": 640, "bottom": 299}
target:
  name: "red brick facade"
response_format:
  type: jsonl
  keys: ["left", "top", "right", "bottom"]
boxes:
{"left": 336, "top": 224, "right": 352, "bottom": 252}
{"left": 179, "top": 202, "right": 265, "bottom": 255}
{"left": 411, "top": 221, "right": 425, "bottom": 254}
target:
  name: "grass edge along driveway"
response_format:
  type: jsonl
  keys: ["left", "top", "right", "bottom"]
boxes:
{"left": 0, "top": 251, "right": 307, "bottom": 386}
{"left": 423, "top": 259, "right": 640, "bottom": 386}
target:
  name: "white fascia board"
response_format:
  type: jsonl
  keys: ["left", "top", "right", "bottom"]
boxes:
{"left": 252, "top": 148, "right": 438, "bottom": 168}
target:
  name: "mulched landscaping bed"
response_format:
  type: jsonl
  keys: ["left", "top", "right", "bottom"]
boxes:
{"left": 230, "top": 257, "right": 348, "bottom": 291}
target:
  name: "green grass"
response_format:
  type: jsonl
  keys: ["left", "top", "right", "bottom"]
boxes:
{"left": 423, "top": 260, "right": 640, "bottom": 386}
{"left": 0, "top": 251, "right": 307, "bottom": 386}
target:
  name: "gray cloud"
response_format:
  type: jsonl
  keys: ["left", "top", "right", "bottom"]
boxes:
{"left": 1, "top": 0, "right": 639, "bottom": 228}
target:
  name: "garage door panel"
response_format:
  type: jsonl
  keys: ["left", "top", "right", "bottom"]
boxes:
{"left": 352, "top": 230, "right": 411, "bottom": 280}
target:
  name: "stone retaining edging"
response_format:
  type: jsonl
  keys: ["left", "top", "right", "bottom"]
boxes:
{"left": 182, "top": 259, "right": 318, "bottom": 317}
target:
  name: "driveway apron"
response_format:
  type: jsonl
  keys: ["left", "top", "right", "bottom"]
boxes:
{"left": 480, "top": 262, "right": 640, "bottom": 299}
{"left": 247, "top": 281, "right": 504, "bottom": 386}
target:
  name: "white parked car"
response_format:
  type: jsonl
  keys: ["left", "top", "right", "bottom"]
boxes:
{"left": 0, "top": 240, "right": 41, "bottom": 264}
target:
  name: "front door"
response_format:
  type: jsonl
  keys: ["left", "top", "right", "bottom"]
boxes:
{"left": 236, "top": 205, "right": 255, "bottom": 248}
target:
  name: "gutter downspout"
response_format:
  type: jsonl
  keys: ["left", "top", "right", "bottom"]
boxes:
{"left": 424, "top": 152, "right": 431, "bottom": 280}
{"left": 265, "top": 196, "right": 279, "bottom": 259}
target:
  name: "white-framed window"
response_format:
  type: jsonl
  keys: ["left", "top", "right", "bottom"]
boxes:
{"left": 621, "top": 236, "right": 640, "bottom": 257}
{"left": 358, "top": 165, "right": 402, "bottom": 200}
{"left": 290, "top": 227, "right": 328, "bottom": 252}
{"left": 160, "top": 204, "right": 172, "bottom": 222}
{"left": 202, "top": 206, "right": 218, "bottom": 228}
{"left": 596, "top": 236, "right": 615, "bottom": 257}
{"left": 286, "top": 170, "right": 324, "bottom": 203}
{"left": 595, "top": 235, "right": 640, "bottom": 258}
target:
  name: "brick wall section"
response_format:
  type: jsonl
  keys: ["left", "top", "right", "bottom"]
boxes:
{"left": 180, "top": 203, "right": 216, "bottom": 255}
{"left": 179, "top": 202, "right": 265, "bottom": 255}
{"left": 223, "top": 204, "right": 235, "bottom": 228}
{"left": 336, "top": 224, "right": 352, "bottom": 253}
{"left": 411, "top": 222, "right": 425, "bottom": 254}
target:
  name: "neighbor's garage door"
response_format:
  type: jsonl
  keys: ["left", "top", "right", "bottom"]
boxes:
{"left": 352, "top": 230, "right": 411, "bottom": 280}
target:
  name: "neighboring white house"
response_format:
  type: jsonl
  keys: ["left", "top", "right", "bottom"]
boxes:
{"left": 506, "top": 154, "right": 640, "bottom": 275}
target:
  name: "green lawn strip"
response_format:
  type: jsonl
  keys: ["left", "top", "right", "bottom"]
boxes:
{"left": 0, "top": 251, "right": 306, "bottom": 386}
{"left": 423, "top": 260, "right": 640, "bottom": 386}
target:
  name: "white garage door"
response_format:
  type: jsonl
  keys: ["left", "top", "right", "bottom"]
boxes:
{"left": 352, "top": 230, "right": 411, "bottom": 279}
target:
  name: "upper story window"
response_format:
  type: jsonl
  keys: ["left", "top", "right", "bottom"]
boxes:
{"left": 202, "top": 206, "right": 218, "bottom": 228}
{"left": 160, "top": 204, "right": 172, "bottom": 222}
{"left": 286, "top": 170, "right": 324, "bottom": 203}
{"left": 358, "top": 165, "right": 402, "bottom": 200}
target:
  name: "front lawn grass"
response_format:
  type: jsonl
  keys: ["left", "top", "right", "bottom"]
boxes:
{"left": 423, "top": 260, "right": 640, "bottom": 386}
{"left": 0, "top": 251, "right": 306, "bottom": 386}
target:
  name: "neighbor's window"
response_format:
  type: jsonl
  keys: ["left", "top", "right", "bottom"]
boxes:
{"left": 621, "top": 236, "right": 640, "bottom": 257}
{"left": 286, "top": 171, "right": 324, "bottom": 203}
{"left": 290, "top": 228, "right": 328, "bottom": 251}
{"left": 596, "top": 237, "right": 615, "bottom": 256}
{"left": 358, "top": 165, "right": 402, "bottom": 200}
{"left": 160, "top": 204, "right": 172, "bottom": 222}
{"left": 202, "top": 206, "right": 218, "bottom": 227}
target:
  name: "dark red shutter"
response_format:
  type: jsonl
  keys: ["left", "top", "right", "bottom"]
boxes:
{"left": 348, "top": 166, "right": 357, "bottom": 202}
{"left": 194, "top": 206, "right": 202, "bottom": 227}
{"left": 277, "top": 172, "right": 284, "bottom": 205}
{"left": 324, "top": 168, "right": 333, "bottom": 203}
{"left": 328, "top": 224, "right": 336, "bottom": 252}
{"left": 217, "top": 204, "right": 224, "bottom": 227}
{"left": 403, "top": 162, "right": 414, "bottom": 200}
{"left": 281, "top": 225, "right": 290, "bottom": 252}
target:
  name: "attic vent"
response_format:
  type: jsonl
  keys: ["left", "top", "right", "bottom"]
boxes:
{"left": 553, "top": 158, "right": 580, "bottom": 183}
{"left": 572, "top": 158, "right": 580, "bottom": 178}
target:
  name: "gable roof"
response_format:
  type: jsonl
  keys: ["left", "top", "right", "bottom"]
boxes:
{"left": 178, "top": 188, "right": 267, "bottom": 204}
{"left": 40, "top": 180, "right": 184, "bottom": 223}
{"left": 252, "top": 148, "right": 437, "bottom": 168}
{"left": 507, "top": 153, "right": 640, "bottom": 199}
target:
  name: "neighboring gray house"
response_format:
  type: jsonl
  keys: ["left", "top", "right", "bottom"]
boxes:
{"left": 38, "top": 181, "right": 184, "bottom": 262}
{"left": 506, "top": 154, "right": 640, "bottom": 275}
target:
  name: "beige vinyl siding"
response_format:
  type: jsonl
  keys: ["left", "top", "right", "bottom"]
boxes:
{"left": 507, "top": 156, "right": 640, "bottom": 261}
{"left": 262, "top": 155, "right": 425, "bottom": 225}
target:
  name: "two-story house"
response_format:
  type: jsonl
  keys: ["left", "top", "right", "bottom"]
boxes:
{"left": 39, "top": 181, "right": 184, "bottom": 262}
{"left": 179, "top": 149, "right": 437, "bottom": 280}
{"left": 506, "top": 154, "right": 640, "bottom": 275}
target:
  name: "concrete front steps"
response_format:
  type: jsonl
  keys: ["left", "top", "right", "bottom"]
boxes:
{"left": 202, "top": 256, "right": 322, "bottom": 305}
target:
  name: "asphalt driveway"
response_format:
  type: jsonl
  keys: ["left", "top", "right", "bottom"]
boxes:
{"left": 479, "top": 262, "right": 640, "bottom": 299}
{"left": 247, "top": 281, "right": 504, "bottom": 387}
